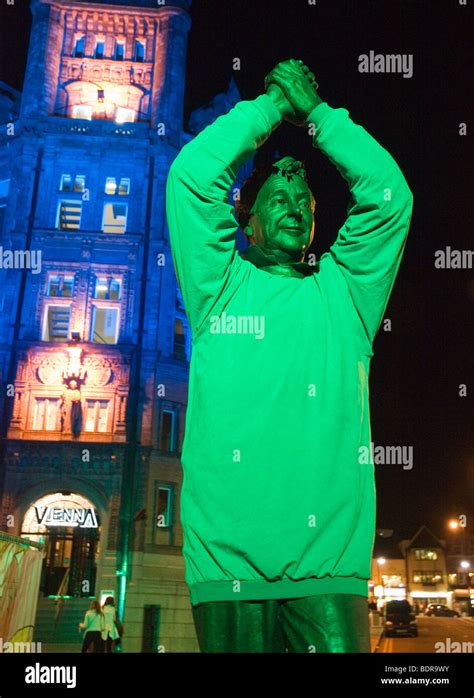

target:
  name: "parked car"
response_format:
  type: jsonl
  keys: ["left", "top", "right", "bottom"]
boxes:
{"left": 384, "top": 600, "right": 418, "bottom": 637}
{"left": 424, "top": 604, "right": 460, "bottom": 618}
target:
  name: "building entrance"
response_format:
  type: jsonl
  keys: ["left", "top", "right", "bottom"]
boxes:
{"left": 42, "top": 526, "right": 99, "bottom": 596}
{"left": 21, "top": 492, "right": 100, "bottom": 598}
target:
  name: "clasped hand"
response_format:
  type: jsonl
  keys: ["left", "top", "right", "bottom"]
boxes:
{"left": 265, "top": 58, "right": 321, "bottom": 126}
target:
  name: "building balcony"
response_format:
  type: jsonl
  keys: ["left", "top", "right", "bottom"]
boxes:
{"left": 30, "top": 227, "right": 143, "bottom": 247}
{"left": 7, "top": 342, "right": 131, "bottom": 443}
{"left": 21, "top": 113, "right": 152, "bottom": 139}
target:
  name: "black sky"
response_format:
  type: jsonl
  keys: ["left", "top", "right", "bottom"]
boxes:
{"left": 1, "top": 0, "right": 472, "bottom": 538}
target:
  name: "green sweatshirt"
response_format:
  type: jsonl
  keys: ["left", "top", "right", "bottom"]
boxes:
{"left": 166, "top": 94, "right": 413, "bottom": 605}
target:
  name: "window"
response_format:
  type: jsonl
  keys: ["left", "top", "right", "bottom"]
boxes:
{"left": 73, "top": 36, "right": 85, "bottom": 58}
{"left": 414, "top": 549, "right": 438, "bottom": 561}
{"left": 72, "top": 105, "right": 92, "bottom": 120}
{"left": 154, "top": 483, "right": 175, "bottom": 545}
{"left": 102, "top": 203, "right": 127, "bottom": 234}
{"left": 43, "top": 305, "right": 71, "bottom": 341}
{"left": 159, "top": 409, "right": 176, "bottom": 452}
{"left": 94, "top": 276, "right": 122, "bottom": 300}
{"left": 47, "top": 274, "right": 74, "bottom": 298}
{"left": 33, "top": 398, "right": 59, "bottom": 430}
{"left": 105, "top": 177, "right": 117, "bottom": 195}
{"left": 73, "top": 175, "right": 85, "bottom": 192}
{"left": 118, "top": 178, "right": 130, "bottom": 195}
{"left": 156, "top": 486, "right": 173, "bottom": 528}
{"left": 85, "top": 400, "right": 109, "bottom": 432}
{"left": 173, "top": 319, "right": 186, "bottom": 360}
{"left": 60, "top": 175, "right": 72, "bottom": 192}
{"left": 60, "top": 175, "right": 85, "bottom": 192}
{"left": 94, "top": 41, "right": 104, "bottom": 59}
{"left": 114, "top": 42, "right": 124, "bottom": 60}
{"left": 91, "top": 306, "right": 119, "bottom": 344}
{"left": 105, "top": 177, "right": 130, "bottom": 195}
{"left": 412, "top": 571, "right": 444, "bottom": 586}
{"left": 381, "top": 575, "right": 403, "bottom": 589}
{"left": 115, "top": 107, "right": 134, "bottom": 124}
{"left": 57, "top": 201, "right": 82, "bottom": 230}
{"left": 134, "top": 40, "right": 145, "bottom": 62}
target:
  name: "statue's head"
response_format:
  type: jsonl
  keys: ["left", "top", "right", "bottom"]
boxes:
{"left": 69, "top": 379, "right": 78, "bottom": 389}
{"left": 236, "top": 156, "right": 315, "bottom": 262}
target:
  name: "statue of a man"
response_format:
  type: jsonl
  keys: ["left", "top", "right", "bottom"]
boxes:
{"left": 166, "top": 59, "right": 413, "bottom": 652}
{"left": 60, "top": 377, "right": 83, "bottom": 438}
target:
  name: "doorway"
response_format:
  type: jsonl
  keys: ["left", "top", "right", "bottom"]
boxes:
{"left": 41, "top": 527, "right": 99, "bottom": 597}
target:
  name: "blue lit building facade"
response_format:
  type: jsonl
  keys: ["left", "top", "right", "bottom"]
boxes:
{"left": 0, "top": 0, "right": 243, "bottom": 652}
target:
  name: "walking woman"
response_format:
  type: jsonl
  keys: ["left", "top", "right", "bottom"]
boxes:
{"left": 79, "top": 600, "right": 105, "bottom": 652}
{"left": 102, "top": 596, "right": 120, "bottom": 653}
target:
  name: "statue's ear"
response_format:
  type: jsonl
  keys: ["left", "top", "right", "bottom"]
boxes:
{"left": 241, "top": 219, "right": 252, "bottom": 241}
{"left": 243, "top": 227, "right": 254, "bottom": 245}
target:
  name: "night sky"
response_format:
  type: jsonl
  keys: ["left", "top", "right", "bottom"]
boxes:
{"left": 1, "top": 0, "right": 472, "bottom": 539}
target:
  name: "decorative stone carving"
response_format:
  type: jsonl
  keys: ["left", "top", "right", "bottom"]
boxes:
{"left": 83, "top": 357, "right": 113, "bottom": 386}
{"left": 34, "top": 356, "right": 64, "bottom": 385}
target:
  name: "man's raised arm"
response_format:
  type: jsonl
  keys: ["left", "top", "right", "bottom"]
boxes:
{"left": 267, "top": 58, "right": 414, "bottom": 345}
{"left": 308, "top": 100, "right": 413, "bottom": 344}
{"left": 165, "top": 93, "right": 283, "bottom": 336}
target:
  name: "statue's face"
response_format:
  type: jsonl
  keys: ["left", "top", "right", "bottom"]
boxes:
{"left": 69, "top": 380, "right": 77, "bottom": 389}
{"left": 245, "top": 174, "right": 315, "bottom": 261}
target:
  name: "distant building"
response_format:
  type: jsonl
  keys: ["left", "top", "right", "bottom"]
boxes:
{"left": 445, "top": 517, "right": 474, "bottom": 614}
{"left": 400, "top": 526, "right": 450, "bottom": 610}
{"left": 370, "top": 525, "right": 473, "bottom": 615}
{"left": 370, "top": 529, "right": 407, "bottom": 604}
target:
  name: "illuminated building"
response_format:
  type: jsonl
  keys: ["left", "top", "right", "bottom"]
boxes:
{"left": 0, "top": 0, "right": 242, "bottom": 651}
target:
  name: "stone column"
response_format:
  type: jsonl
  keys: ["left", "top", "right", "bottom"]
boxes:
{"left": 20, "top": 0, "right": 65, "bottom": 120}
{"left": 150, "top": 8, "right": 192, "bottom": 145}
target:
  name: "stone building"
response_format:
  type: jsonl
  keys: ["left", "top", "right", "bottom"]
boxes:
{"left": 0, "top": 0, "right": 243, "bottom": 652}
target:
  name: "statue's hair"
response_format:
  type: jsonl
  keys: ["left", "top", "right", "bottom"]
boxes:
{"left": 235, "top": 157, "right": 313, "bottom": 231}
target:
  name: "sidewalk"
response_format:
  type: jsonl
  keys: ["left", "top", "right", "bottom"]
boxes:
{"left": 370, "top": 624, "right": 385, "bottom": 653}
{"left": 40, "top": 644, "right": 81, "bottom": 653}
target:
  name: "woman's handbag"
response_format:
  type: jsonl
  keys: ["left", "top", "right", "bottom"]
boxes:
{"left": 100, "top": 612, "right": 108, "bottom": 642}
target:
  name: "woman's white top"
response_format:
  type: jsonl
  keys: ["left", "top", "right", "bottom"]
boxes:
{"left": 80, "top": 609, "right": 104, "bottom": 633}
{"left": 102, "top": 605, "right": 120, "bottom": 640}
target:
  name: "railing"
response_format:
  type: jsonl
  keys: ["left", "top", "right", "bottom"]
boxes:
{"left": 0, "top": 531, "right": 44, "bottom": 550}
{"left": 30, "top": 227, "right": 144, "bottom": 244}
{"left": 20, "top": 114, "right": 152, "bottom": 139}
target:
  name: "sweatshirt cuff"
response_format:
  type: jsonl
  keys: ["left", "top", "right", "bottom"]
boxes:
{"left": 252, "top": 93, "right": 283, "bottom": 131}
{"left": 305, "top": 101, "right": 334, "bottom": 130}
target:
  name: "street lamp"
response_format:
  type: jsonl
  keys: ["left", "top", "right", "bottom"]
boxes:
{"left": 377, "top": 557, "right": 386, "bottom": 585}
{"left": 448, "top": 518, "right": 471, "bottom": 616}
{"left": 375, "top": 557, "right": 386, "bottom": 615}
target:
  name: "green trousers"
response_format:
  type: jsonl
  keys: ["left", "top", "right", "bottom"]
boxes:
{"left": 192, "top": 593, "right": 371, "bottom": 653}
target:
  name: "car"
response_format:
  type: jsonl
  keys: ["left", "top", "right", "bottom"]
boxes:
{"left": 424, "top": 604, "right": 460, "bottom": 618}
{"left": 384, "top": 600, "right": 418, "bottom": 637}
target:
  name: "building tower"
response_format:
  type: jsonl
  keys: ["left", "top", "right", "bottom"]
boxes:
{"left": 0, "top": 0, "right": 216, "bottom": 652}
